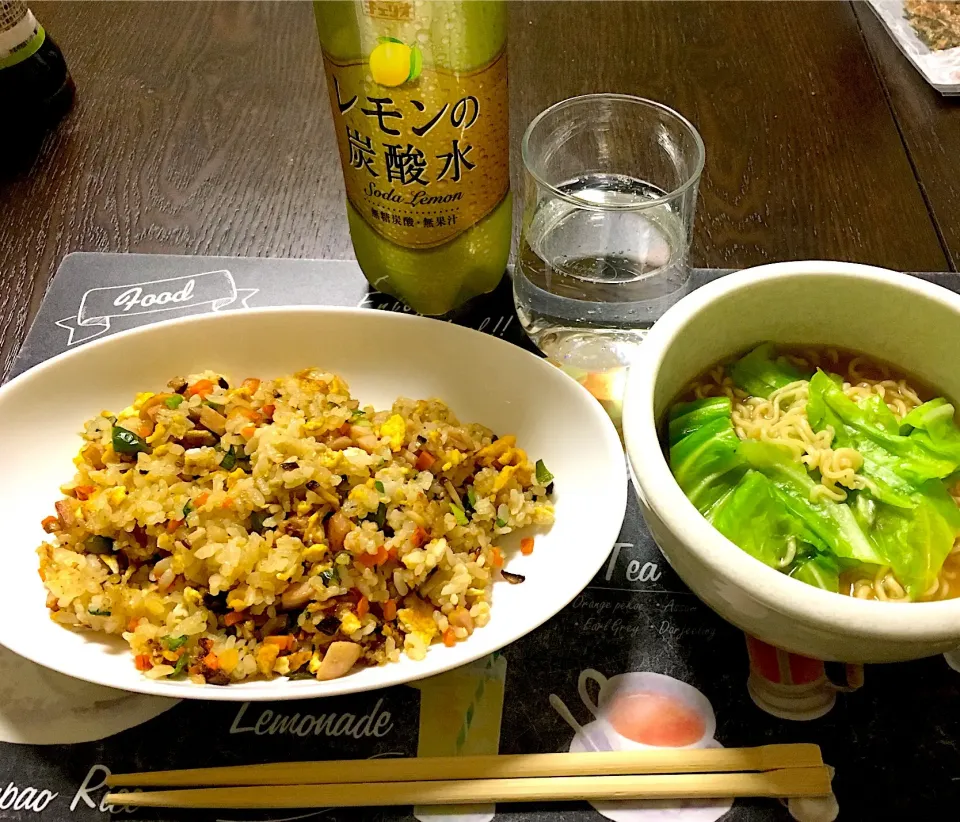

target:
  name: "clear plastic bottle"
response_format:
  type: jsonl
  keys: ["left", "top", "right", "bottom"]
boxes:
{"left": 314, "top": 0, "right": 510, "bottom": 315}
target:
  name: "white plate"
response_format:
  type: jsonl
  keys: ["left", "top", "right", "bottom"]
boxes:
{"left": 0, "top": 307, "right": 626, "bottom": 700}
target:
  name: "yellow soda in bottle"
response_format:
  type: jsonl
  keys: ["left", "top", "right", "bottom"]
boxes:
{"left": 314, "top": 0, "right": 511, "bottom": 316}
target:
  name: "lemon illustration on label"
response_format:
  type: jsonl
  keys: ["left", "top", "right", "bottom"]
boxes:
{"left": 370, "top": 37, "right": 423, "bottom": 87}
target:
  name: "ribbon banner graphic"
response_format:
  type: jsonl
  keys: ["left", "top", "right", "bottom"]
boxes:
{"left": 55, "top": 270, "right": 259, "bottom": 346}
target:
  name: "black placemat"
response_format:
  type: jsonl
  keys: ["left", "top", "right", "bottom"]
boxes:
{"left": 2, "top": 253, "right": 959, "bottom": 822}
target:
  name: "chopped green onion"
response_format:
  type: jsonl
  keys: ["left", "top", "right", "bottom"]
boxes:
{"left": 164, "top": 395, "right": 184, "bottom": 410}
{"left": 249, "top": 510, "right": 268, "bottom": 534}
{"left": 111, "top": 426, "right": 149, "bottom": 455}
{"left": 351, "top": 409, "right": 366, "bottom": 419}
{"left": 182, "top": 501, "right": 193, "bottom": 518}
{"left": 88, "top": 608, "right": 112, "bottom": 616}
{"left": 466, "top": 486, "right": 477, "bottom": 510}
{"left": 286, "top": 670, "right": 317, "bottom": 680}
{"left": 320, "top": 567, "right": 340, "bottom": 586}
{"left": 375, "top": 480, "right": 385, "bottom": 495}
{"left": 362, "top": 502, "right": 387, "bottom": 529}
{"left": 220, "top": 445, "right": 237, "bottom": 471}
{"left": 85, "top": 535, "right": 114, "bottom": 555}
{"left": 450, "top": 504, "right": 468, "bottom": 526}
{"left": 374, "top": 502, "right": 387, "bottom": 529}
{"left": 171, "top": 653, "right": 189, "bottom": 677}
{"left": 162, "top": 635, "right": 187, "bottom": 651}
{"left": 495, "top": 517, "right": 507, "bottom": 528}
{"left": 535, "top": 459, "right": 554, "bottom": 486}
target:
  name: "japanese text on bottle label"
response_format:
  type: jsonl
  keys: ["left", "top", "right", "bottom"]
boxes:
{"left": 322, "top": 50, "right": 509, "bottom": 248}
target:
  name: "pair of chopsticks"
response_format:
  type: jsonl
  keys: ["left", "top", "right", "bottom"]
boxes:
{"left": 105, "top": 744, "right": 829, "bottom": 809}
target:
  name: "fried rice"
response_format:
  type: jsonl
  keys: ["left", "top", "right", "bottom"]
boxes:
{"left": 37, "top": 369, "right": 555, "bottom": 684}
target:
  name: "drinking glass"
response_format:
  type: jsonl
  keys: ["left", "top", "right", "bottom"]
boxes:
{"left": 514, "top": 94, "right": 704, "bottom": 375}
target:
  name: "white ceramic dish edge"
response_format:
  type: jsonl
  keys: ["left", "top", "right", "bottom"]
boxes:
{"left": 0, "top": 306, "right": 627, "bottom": 699}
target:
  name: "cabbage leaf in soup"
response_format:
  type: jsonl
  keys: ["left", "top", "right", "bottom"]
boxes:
{"left": 857, "top": 395, "right": 900, "bottom": 435}
{"left": 669, "top": 413, "right": 745, "bottom": 516}
{"left": 866, "top": 481, "right": 960, "bottom": 599}
{"left": 668, "top": 351, "right": 960, "bottom": 600}
{"left": 728, "top": 343, "right": 810, "bottom": 399}
{"left": 711, "top": 470, "right": 837, "bottom": 590}
{"left": 737, "top": 440, "right": 882, "bottom": 566}
{"left": 789, "top": 554, "right": 841, "bottom": 593}
{"left": 901, "top": 398, "right": 960, "bottom": 463}
{"left": 668, "top": 397, "right": 732, "bottom": 445}
{"left": 806, "top": 370, "right": 957, "bottom": 507}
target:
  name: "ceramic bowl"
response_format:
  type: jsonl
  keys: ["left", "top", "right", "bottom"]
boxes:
{"left": 623, "top": 261, "right": 960, "bottom": 663}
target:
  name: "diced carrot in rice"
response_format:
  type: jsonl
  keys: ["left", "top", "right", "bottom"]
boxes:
{"left": 186, "top": 379, "right": 215, "bottom": 398}
{"left": 224, "top": 610, "right": 247, "bottom": 627}
{"left": 187, "top": 380, "right": 216, "bottom": 397}
{"left": 415, "top": 451, "right": 435, "bottom": 471}
{"left": 265, "top": 635, "right": 296, "bottom": 651}
{"left": 411, "top": 526, "right": 429, "bottom": 547}
{"left": 236, "top": 407, "right": 262, "bottom": 423}
{"left": 73, "top": 485, "right": 96, "bottom": 501}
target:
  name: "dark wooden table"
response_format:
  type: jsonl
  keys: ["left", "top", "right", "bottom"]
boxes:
{"left": 1, "top": 0, "right": 958, "bottom": 375}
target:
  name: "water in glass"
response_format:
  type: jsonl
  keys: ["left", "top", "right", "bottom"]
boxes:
{"left": 514, "top": 171, "right": 691, "bottom": 373}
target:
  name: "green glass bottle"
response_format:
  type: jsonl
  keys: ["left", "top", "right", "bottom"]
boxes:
{"left": 0, "top": 1, "right": 74, "bottom": 167}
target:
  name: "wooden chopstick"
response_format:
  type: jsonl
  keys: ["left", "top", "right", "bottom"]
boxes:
{"left": 106, "top": 767, "right": 832, "bottom": 809}
{"left": 106, "top": 744, "right": 822, "bottom": 788}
